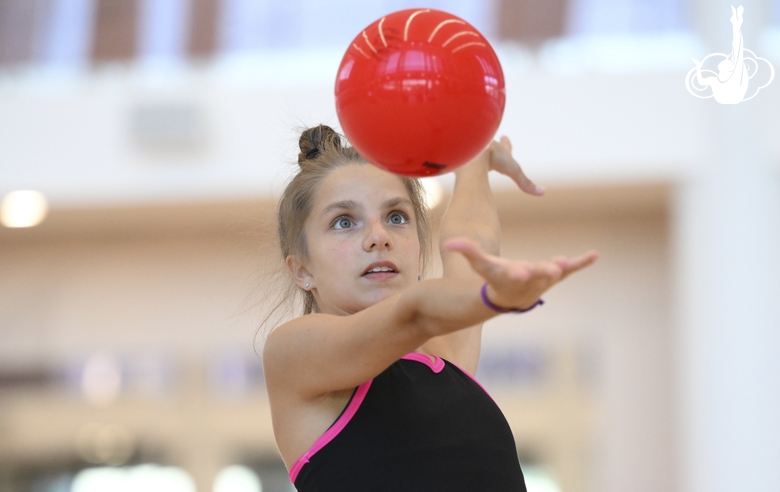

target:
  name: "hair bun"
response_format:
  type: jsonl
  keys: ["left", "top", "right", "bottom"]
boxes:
{"left": 298, "top": 124, "right": 343, "bottom": 167}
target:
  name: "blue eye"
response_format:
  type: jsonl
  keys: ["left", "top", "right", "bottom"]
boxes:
{"left": 333, "top": 216, "right": 353, "bottom": 229}
{"left": 389, "top": 212, "right": 409, "bottom": 224}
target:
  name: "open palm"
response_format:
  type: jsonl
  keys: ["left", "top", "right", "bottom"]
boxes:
{"left": 444, "top": 237, "right": 599, "bottom": 310}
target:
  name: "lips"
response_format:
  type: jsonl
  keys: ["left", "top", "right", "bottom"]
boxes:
{"left": 362, "top": 260, "right": 399, "bottom": 276}
{"left": 363, "top": 270, "right": 398, "bottom": 281}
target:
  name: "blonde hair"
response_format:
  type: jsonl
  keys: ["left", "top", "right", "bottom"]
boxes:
{"left": 260, "top": 125, "right": 432, "bottom": 332}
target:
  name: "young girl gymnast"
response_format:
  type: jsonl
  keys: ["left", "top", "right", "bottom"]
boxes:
{"left": 263, "top": 124, "right": 599, "bottom": 491}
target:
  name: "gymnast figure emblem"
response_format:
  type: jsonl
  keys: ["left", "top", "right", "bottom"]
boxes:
{"left": 685, "top": 5, "right": 774, "bottom": 104}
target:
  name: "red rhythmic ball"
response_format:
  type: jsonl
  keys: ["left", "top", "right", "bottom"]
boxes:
{"left": 335, "top": 8, "right": 505, "bottom": 177}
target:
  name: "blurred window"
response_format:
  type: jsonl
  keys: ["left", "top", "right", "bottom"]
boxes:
{"left": 213, "top": 465, "right": 262, "bottom": 492}
{"left": 497, "top": 0, "right": 568, "bottom": 44}
{"left": 0, "top": 0, "right": 38, "bottom": 65}
{"left": 138, "top": 0, "right": 189, "bottom": 61}
{"left": 478, "top": 347, "right": 550, "bottom": 392}
{"left": 45, "top": 0, "right": 95, "bottom": 65}
{"left": 71, "top": 465, "right": 196, "bottom": 492}
{"left": 188, "top": 0, "right": 219, "bottom": 58}
{"left": 496, "top": 0, "right": 692, "bottom": 45}
{"left": 209, "top": 352, "right": 266, "bottom": 398}
{"left": 92, "top": 0, "right": 138, "bottom": 62}
{"left": 772, "top": 0, "right": 780, "bottom": 25}
{"left": 0, "top": 0, "right": 712, "bottom": 70}
{"left": 567, "top": 0, "right": 692, "bottom": 36}
{"left": 215, "top": 0, "right": 496, "bottom": 53}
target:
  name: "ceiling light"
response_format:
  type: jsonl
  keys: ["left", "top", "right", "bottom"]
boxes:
{"left": 1, "top": 190, "right": 49, "bottom": 228}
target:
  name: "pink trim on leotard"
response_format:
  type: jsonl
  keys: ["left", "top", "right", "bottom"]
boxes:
{"left": 401, "top": 352, "right": 445, "bottom": 373}
{"left": 446, "top": 359, "right": 497, "bottom": 404}
{"left": 288, "top": 353, "right": 444, "bottom": 483}
{"left": 289, "top": 379, "right": 373, "bottom": 484}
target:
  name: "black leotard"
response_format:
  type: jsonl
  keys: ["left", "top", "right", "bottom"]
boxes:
{"left": 289, "top": 352, "right": 527, "bottom": 491}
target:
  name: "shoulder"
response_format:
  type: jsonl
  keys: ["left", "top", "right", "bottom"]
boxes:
{"left": 262, "top": 293, "right": 431, "bottom": 400}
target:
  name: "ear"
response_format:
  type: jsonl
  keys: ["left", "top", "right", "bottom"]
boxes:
{"left": 286, "top": 255, "right": 313, "bottom": 289}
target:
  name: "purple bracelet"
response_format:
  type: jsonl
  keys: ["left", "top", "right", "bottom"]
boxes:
{"left": 480, "top": 283, "right": 544, "bottom": 314}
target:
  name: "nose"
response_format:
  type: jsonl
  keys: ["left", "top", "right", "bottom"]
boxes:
{"left": 363, "top": 217, "right": 393, "bottom": 251}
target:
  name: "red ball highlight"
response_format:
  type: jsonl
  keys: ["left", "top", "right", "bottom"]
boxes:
{"left": 335, "top": 8, "right": 505, "bottom": 177}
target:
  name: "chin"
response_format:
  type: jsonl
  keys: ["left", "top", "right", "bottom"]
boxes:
{"left": 362, "top": 287, "right": 399, "bottom": 305}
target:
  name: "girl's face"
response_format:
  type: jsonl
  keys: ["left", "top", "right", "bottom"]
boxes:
{"left": 288, "top": 164, "right": 422, "bottom": 315}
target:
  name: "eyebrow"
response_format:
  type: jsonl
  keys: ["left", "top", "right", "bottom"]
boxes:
{"left": 321, "top": 197, "right": 413, "bottom": 216}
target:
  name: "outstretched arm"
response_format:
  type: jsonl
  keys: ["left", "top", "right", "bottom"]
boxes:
{"left": 424, "top": 137, "right": 543, "bottom": 374}
{"left": 265, "top": 238, "right": 597, "bottom": 401}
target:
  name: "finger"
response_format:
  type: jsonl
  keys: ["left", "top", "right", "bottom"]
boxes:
{"left": 442, "top": 237, "right": 488, "bottom": 263}
{"left": 498, "top": 157, "right": 544, "bottom": 195}
{"left": 503, "top": 154, "right": 545, "bottom": 196}
{"left": 514, "top": 170, "right": 545, "bottom": 196}
{"left": 490, "top": 138, "right": 544, "bottom": 195}
{"left": 558, "top": 250, "right": 599, "bottom": 279}
{"left": 551, "top": 255, "right": 570, "bottom": 270}
{"left": 499, "top": 135, "right": 512, "bottom": 153}
{"left": 530, "top": 261, "right": 563, "bottom": 281}
{"left": 443, "top": 237, "right": 502, "bottom": 277}
{"left": 564, "top": 250, "right": 599, "bottom": 269}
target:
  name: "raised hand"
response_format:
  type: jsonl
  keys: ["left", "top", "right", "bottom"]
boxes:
{"left": 488, "top": 136, "right": 545, "bottom": 196}
{"left": 443, "top": 237, "right": 599, "bottom": 311}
